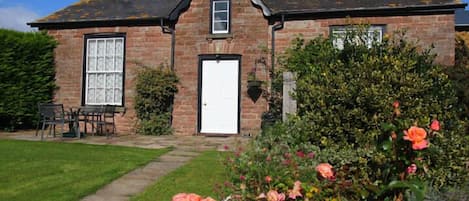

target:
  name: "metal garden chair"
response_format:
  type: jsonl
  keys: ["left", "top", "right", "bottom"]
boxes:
{"left": 37, "top": 103, "right": 70, "bottom": 140}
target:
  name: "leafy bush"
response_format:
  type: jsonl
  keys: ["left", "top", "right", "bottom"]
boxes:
{"left": 222, "top": 28, "right": 469, "bottom": 200}
{"left": 283, "top": 31, "right": 463, "bottom": 149}
{"left": 135, "top": 64, "right": 178, "bottom": 135}
{"left": 0, "top": 29, "right": 57, "bottom": 131}
{"left": 447, "top": 36, "right": 469, "bottom": 130}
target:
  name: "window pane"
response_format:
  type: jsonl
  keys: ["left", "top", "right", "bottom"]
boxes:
{"left": 96, "top": 89, "right": 105, "bottom": 103}
{"left": 87, "top": 88, "right": 95, "bottom": 103}
{"left": 88, "top": 40, "right": 96, "bottom": 56}
{"left": 105, "top": 89, "right": 113, "bottom": 103}
{"left": 106, "top": 39, "right": 114, "bottom": 55}
{"left": 105, "top": 56, "right": 114, "bottom": 71}
{"left": 115, "top": 74, "right": 122, "bottom": 88}
{"left": 214, "top": 12, "right": 227, "bottom": 21}
{"left": 114, "top": 89, "right": 122, "bottom": 104}
{"left": 214, "top": 2, "right": 228, "bottom": 11}
{"left": 88, "top": 57, "right": 96, "bottom": 71}
{"left": 97, "top": 56, "right": 105, "bottom": 71}
{"left": 106, "top": 74, "right": 114, "bottom": 89}
{"left": 88, "top": 74, "right": 96, "bottom": 88}
{"left": 116, "top": 39, "right": 123, "bottom": 55}
{"left": 97, "top": 73, "right": 105, "bottom": 88}
{"left": 214, "top": 22, "right": 228, "bottom": 31}
{"left": 97, "top": 40, "right": 105, "bottom": 56}
{"left": 115, "top": 56, "right": 123, "bottom": 71}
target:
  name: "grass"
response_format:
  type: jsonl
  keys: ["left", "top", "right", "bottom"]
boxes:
{"left": 0, "top": 139, "right": 170, "bottom": 201}
{"left": 132, "top": 151, "right": 228, "bottom": 201}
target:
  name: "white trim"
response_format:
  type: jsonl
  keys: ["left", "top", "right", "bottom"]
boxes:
{"left": 85, "top": 37, "right": 124, "bottom": 105}
{"left": 212, "top": 0, "right": 229, "bottom": 34}
{"left": 331, "top": 25, "right": 384, "bottom": 50}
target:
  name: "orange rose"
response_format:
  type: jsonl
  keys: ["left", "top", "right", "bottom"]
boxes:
{"left": 172, "top": 193, "right": 203, "bottom": 201}
{"left": 316, "top": 163, "right": 334, "bottom": 180}
{"left": 404, "top": 126, "right": 428, "bottom": 150}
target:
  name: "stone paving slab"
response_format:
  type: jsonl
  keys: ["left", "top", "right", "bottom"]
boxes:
{"left": 81, "top": 150, "right": 199, "bottom": 201}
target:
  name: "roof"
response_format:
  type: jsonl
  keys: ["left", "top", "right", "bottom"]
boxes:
{"left": 253, "top": 0, "right": 466, "bottom": 16}
{"left": 29, "top": 0, "right": 188, "bottom": 27}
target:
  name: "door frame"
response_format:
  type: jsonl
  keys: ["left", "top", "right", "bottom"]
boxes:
{"left": 197, "top": 54, "right": 242, "bottom": 134}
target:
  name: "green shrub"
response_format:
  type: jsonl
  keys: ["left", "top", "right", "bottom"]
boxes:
{"left": 134, "top": 64, "right": 178, "bottom": 135}
{"left": 284, "top": 31, "right": 463, "bottom": 149}
{"left": 447, "top": 36, "right": 469, "bottom": 130}
{"left": 0, "top": 29, "right": 57, "bottom": 131}
{"left": 223, "top": 28, "right": 469, "bottom": 200}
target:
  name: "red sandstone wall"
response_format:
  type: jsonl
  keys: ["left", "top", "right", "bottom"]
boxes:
{"left": 273, "top": 14, "right": 456, "bottom": 66}
{"left": 46, "top": 4, "right": 456, "bottom": 136}
{"left": 48, "top": 26, "right": 171, "bottom": 134}
{"left": 171, "top": 0, "right": 270, "bottom": 135}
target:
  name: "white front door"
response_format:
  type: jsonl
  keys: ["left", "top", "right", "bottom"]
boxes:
{"left": 200, "top": 59, "right": 239, "bottom": 134}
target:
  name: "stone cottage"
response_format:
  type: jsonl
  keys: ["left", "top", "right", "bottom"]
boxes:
{"left": 29, "top": 0, "right": 465, "bottom": 136}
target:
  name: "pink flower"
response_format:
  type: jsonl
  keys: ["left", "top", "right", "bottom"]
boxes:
{"left": 173, "top": 193, "right": 188, "bottom": 201}
{"left": 172, "top": 193, "right": 202, "bottom": 201}
{"left": 288, "top": 180, "right": 302, "bottom": 199}
{"left": 316, "top": 163, "right": 335, "bottom": 181}
{"left": 267, "top": 190, "right": 286, "bottom": 201}
{"left": 296, "top": 151, "right": 305, "bottom": 158}
{"left": 266, "top": 156, "right": 272, "bottom": 161}
{"left": 284, "top": 153, "right": 291, "bottom": 159}
{"left": 406, "top": 164, "right": 417, "bottom": 174}
{"left": 201, "top": 197, "right": 217, "bottom": 201}
{"left": 257, "top": 193, "right": 266, "bottom": 199}
{"left": 240, "top": 175, "right": 246, "bottom": 181}
{"left": 223, "top": 145, "right": 229, "bottom": 150}
{"left": 430, "top": 119, "right": 440, "bottom": 131}
{"left": 404, "top": 126, "right": 429, "bottom": 150}
{"left": 265, "top": 175, "right": 272, "bottom": 183}
{"left": 393, "top": 100, "right": 400, "bottom": 108}
{"left": 307, "top": 152, "right": 315, "bottom": 159}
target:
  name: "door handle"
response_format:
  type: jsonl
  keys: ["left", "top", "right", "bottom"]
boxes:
{"left": 203, "top": 103, "right": 207, "bottom": 106}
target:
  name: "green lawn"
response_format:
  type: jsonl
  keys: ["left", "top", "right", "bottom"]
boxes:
{"left": 0, "top": 139, "right": 169, "bottom": 201}
{"left": 132, "top": 151, "right": 228, "bottom": 201}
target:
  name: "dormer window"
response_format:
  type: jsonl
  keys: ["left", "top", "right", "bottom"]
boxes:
{"left": 211, "top": 0, "right": 230, "bottom": 34}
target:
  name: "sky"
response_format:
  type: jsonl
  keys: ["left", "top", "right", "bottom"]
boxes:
{"left": 0, "top": 0, "right": 77, "bottom": 31}
{"left": 1, "top": 0, "right": 469, "bottom": 32}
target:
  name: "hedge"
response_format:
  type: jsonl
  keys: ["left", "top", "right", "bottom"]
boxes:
{"left": 0, "top": 29, "right": 57, "bottom": 131}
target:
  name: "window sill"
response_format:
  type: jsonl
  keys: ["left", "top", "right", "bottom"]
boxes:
{"left": 206, "top": 33, "right": 234, "bottom": 41}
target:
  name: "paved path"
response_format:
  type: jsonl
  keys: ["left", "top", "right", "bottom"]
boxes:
{"left": 81, "top": 149, "right": 200, "bottom": 201}
{"left": 0, "top": 130, "right": 250, "bottom": 201}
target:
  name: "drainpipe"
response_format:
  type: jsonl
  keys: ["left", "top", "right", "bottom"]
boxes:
{"left": 160, "top": 18, "right": 175, "bottom": 71}
{"left": 271, "top": 14, "right": 284, "bottom": 91}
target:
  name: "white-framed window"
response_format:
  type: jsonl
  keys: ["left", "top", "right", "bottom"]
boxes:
{"left": 331, "top": 25, "right": 384, "bottom": 50}
{"left": 84, "top": 35, "right": 125, "bottom": 106}
{"left": 212, "top": 0, "right": 230, "bottom": 34}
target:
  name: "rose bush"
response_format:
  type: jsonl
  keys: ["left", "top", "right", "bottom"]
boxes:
{"left": 219, "top": 27, "right": 468, "bottom": 200}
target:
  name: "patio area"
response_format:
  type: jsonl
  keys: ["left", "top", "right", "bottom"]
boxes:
{"left": 0, "top": 130, "right": 250, "bottom": 151}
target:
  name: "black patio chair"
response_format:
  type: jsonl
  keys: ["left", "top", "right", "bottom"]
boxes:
{"left": 96, "top": 105, "right": 116, "bottom": 138}
{"left": 79, "top": 105, "right": 104, "bottom": 136}
{"left": 37, "top": 103, "right": 70, "bottom": 140}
